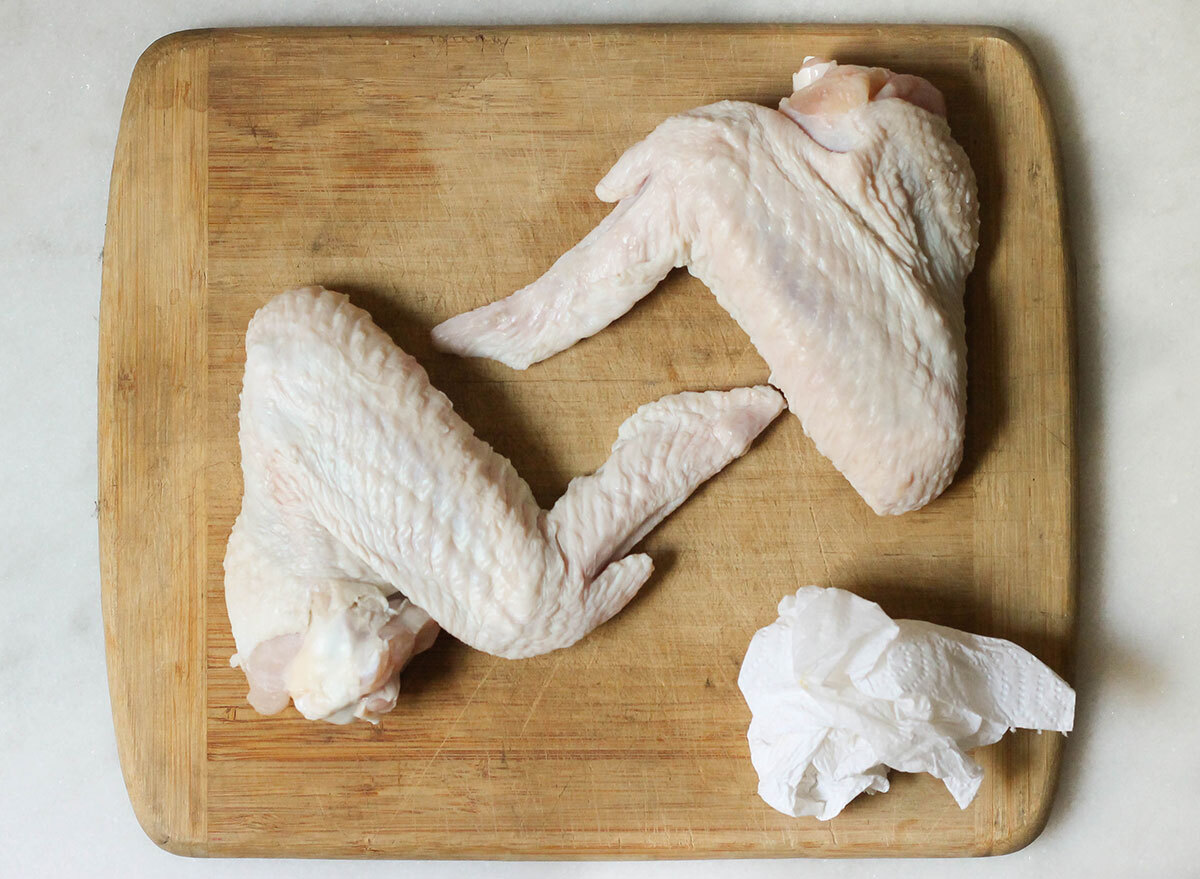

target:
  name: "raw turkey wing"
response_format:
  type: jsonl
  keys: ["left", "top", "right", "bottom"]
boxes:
{"left": 225, "top": 287, "right": 783, "bottom": 722}
{"left": 432, "top": 59, "right": 979, "bottom": 515}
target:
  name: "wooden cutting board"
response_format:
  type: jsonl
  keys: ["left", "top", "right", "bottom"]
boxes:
{"left": 99, "top": 25, "right": 1073, "bottom": 859}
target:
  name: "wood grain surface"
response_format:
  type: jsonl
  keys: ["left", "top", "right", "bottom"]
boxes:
{"left": 99, "top": 25, "right": 1074, "bottom": 859}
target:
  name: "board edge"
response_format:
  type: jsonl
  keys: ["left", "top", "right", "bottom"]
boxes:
{"left": 99, "top": 28, "right": 213, "bottom": 858}
{"left": 966, "top": 25, "right": 1077, "bottom": 858}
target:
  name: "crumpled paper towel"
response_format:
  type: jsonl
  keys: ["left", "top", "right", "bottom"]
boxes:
{"left": 738, "top": 586, "right": 1074, "bottom": 820}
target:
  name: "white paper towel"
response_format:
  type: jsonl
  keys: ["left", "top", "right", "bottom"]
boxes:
{"left": 737, "top": 586, "right": 1075, "bottom": 820}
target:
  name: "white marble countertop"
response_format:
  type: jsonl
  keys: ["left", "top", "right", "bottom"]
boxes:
{"left": 3, "top": 0, "right": 1196, "bottom": 875}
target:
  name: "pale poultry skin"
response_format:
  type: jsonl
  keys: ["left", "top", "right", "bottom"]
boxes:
{"left": 431, "top": 58, "right": 979, "bottom": 515}
{"left": 225, "top": 287, "right": 783, "bottom": 723}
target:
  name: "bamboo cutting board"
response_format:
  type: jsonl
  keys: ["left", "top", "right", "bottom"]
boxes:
{"left": 99, "top": 25, "right": 1073, "bottom": 858}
